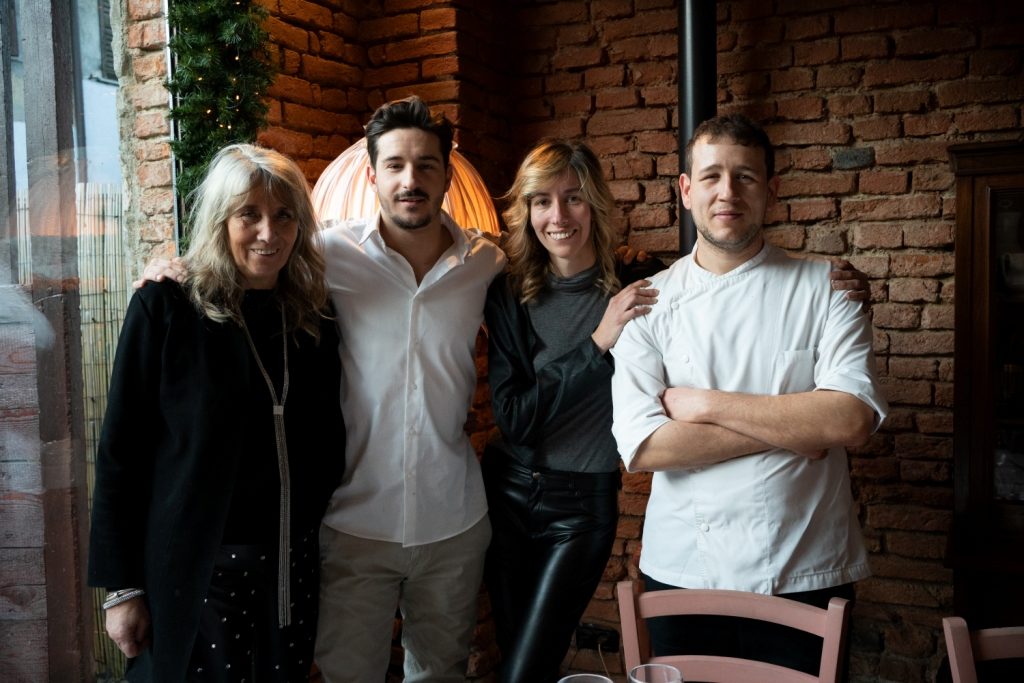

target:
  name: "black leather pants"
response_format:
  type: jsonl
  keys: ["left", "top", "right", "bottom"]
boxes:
{"left": 483, "top": 455, "right": 619, "bottom": 683}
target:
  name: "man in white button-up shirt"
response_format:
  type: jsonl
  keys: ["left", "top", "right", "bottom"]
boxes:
{"left": 314, "top": 98, "right": 505, "bottom": 682}
{"left": 611, "top": 114, "right": 887, "bottom": 675}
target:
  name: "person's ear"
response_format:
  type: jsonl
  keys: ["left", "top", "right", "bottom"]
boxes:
{"left": 679, "top": 173, "right": 693, "bottom": 210}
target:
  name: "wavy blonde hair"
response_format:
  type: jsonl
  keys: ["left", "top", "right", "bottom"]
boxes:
{"left": 502, "top": 139, "right": 620, "bottom": 303}
{"left": 182, "top": 143, "right": 328, "bottom": 340}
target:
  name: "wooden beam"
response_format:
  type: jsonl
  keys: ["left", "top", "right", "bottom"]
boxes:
{"left": 20, "top": 0, "right": 94, "bottom": 679}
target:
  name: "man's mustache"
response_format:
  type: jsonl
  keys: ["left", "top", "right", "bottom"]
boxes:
{"left": 395, "top": 190, "right": 429, "bottom": 201}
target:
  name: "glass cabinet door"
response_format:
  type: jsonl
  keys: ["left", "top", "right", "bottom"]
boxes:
{"left": 992, "top": 189, "right": 1024, "bottom": 503}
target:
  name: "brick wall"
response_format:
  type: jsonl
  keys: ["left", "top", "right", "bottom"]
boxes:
{"left": 485, "top": 2, "right": 1022, "bottom": 682}
{"left": 113, "top": 1, "right": 1024, "bottom": 682}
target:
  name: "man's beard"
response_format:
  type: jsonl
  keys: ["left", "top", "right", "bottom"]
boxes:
{"left": 696, "top": 220, "right": 762, "bottom": 253}
{"left": 387, "top": 191, "right": 442, "bottom": 231}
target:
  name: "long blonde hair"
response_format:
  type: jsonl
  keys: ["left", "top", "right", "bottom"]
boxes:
{"left": 183, "top": 143, "right": 328, "bottom": 340}
{"left": 502, "top": 139, "right": 620, "bottom": 303}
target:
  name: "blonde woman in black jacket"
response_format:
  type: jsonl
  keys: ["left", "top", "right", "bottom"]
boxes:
{"left": 88, "top": 144, "right": 345, "bottom": 681}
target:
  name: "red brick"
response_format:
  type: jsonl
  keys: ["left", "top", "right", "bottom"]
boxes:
{"left": 611, "top": 155, "right": 655, "bottom": 180}
{"left": 283, "top": 103, "right": 361, "bottom": 135}
{"left": 873, "top": 303, "right": 921, "bottom": 329}
{"left": 865, "top": 505, "right": 951, "bottom": 533}
{"left": 628, "top": 206, "right": 671, "bottom": 229}
{"left": 317, "top": 33, "right": 347, "bottom": 60}
{"left": 888, "top": 357, "right": 937, "bottom": 379}
{"left": 891, "top": 253, "right": 954, "bottom": 277}
{"left": 593, "top": 87, "right": 638, "bottom": 110}
{"left": 764, "top": 226, "right": 805, "bottom": 249}
{"left": 789, "top": 199, "right": 837, "bottom": 222}
{"left": 888, "top": 330, "right": 953, "bottom": 355}
{"left": 421, "top": 7, "right": 455, "bottom": 31}
{"left": 139, "top": 187, "right": 174, "bottom": 216}
{"left": 632, "top": 131, "right": 673, "bottom": 156}
{"left": 603, "top": 10, "right": 678, "bottom": 41}
{"left": 888, "top": 278, "right": 940, "bottom": 304}
{"left": 726, "top": 72, "right": 771, "bottom": 98}
{"left": 936, "top": 77, "right": 1024, "bottom": 107}
{"left": 609, "top": 35, "right": 677, "bottom": 63}
{"left": 422, "top": 56, "right": 458, "bottom": 79}
{"left": 267, "top": 74, "right": 316, "bottom": 105}
{"left": 387, "top": 80, "right": 460, "bottom": 104}
{"left": 546, "top": 72, "right": 583, "bottom": 94}
{"left": 552, "top": 93, "right": 593, "bottom": 117}
{"left": 875, "top": 90, "right": 931, "bottom": 114}
{"left": 777, "top": 172, "right": 856, "bottom": 198}
{"left": 851, "top": 456, "right": 899, "bottom": 480}
{"left": 631, "top": 61, "right": 675, "bottom": 85}
{"left": 860, "top": 170, "right": 909, "bottom": 195}
{"left": 806, "top": 227, "right": 847, "bottom": 254}
{"left": 955, "top": 106, "right": 1020, "bottom": 133}
{"left": 895, "top": 434, "right": 953, "bottom": 460}
{"left": 853, "top": 116, "right": 902, "bottom": 141}
{"left": 718, "top": 30, "right": 738, "bottom": 52}
{"left": 903, "top": 112, "right": 953, "bottom": 137}
{"left": 558, "top": 23, "right": 596, "bottom": 46}
{"left": 903, "top": 221, "right": 953, "bottom": 247}
{"left": 921, "top": 304, "right": 954, "bottom": 329}
{"left": 894, "top": 28, "right": 976, "bottom": 56}
{"left": 980, "top": 21, "right": 1024, "bottom": 48}
{"left": 629, "top": 228, "right": 679, "bottom": 254}
{"left": 853, "top": 224, "right": 904, "bottom": 249}
{"left": 588, "top": 136, "right": 632, "bottom": 157}
{"left": 784, "top": 147, "right": 831, "bottom": 171}
{"left": 843, "top": 195, "right": 941, "bottom": 221}
{"left": 655, "top": 154, "right": 678, "bottom": 177}
{"left": 137, "top": 160, "right": 172, "bottom": 189}
{"left": 267, "top": 16, "right": 310, "bottom": 52}
{"left": 816, "top": 64, "right": 863, "bottom": 88}
{"left": 643, "top": 180, "right": 674, "bottom": 204}
{"left": 841, "top": 34, "right": 891, "bottom": 61}
{"left": 131, "top": 81, "right": 170, "bottom": 110}
{"left": 916, "top": 411, "right": 953, "bottom": 434}
{"left": 885, "top": 531, "right": 947, "bottom": 560}
{"left": 767, "top": 121, "right": 851, "bottom": 146}
{"left": 303, "top": 55, "right": 361, "bottom": 86}
{"left": 776, "top": 96, "right": 824, "bottom": 121}
{"left": 128, "top": 0, "right": 162, "bottom": 20}
{"left": 830, "top": 94, "right": 872, "bottom": 117}
{"left": 519, "top": 117, "right": 585, "bottom": 142}
{"left": 376, "top": 32, "right": 457, "bottom": 63}
{"left": 512, "top": 99, "right": 552, "bottom": 120}
{"left": 587, "top": 108, "right": 669, "bottom": 136}
{"left": 585, "top": 65, "right": 626, "bottom": 89}
{"left": 719, "top": 46, "right": 793, "bottom": 75}
{"left": 772, "top": 67, "right": 815, "bottom": 92}
{"left": 593, "top": 0, "right": 633, "bottom": 20}
{"left": 764, "top": 202, "right": 789, "bottom": 225}
{"left": 863, "top": 58, "right": 966, "bottom": 88}
{"left": 609, "top": 180, "right": 641, "bottom": 203}
{"left": 139, "top": 213, "right": 175, "bottom": 242}
{"left": 259, "top": 126, "right": 314, "bottom": 158}
{"left": 126, "top": 18, "right": 166, "bottom": 49}
{"left": 552, "top": 45, "right": 603, "bottom": 70}
{"left": 133, "top": 110, "right": 169, "bottom": 139}
{"left": 644, "top": 85, "right": 678, "bottom": 106}
{"left": 785, "top": 15, "right": 831, "bottom": 41}
{"left": 132, "top": 52, "right": 166, "bottom": 80}
{"left": 794, "top": 39, "right": 840, "bottom": 66}
{"left": 874, "top": 140, "right": 950, "bottom": 165}
{"left": 872, "top": 555, "right": 952, "bottom": 583}
{"left": 278, "top": 0, "right": 334, "bottom": 27}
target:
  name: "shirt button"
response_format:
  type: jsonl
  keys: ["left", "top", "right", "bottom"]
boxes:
{"left": 411, "top": 381, "right": 418, "bottom": 390}
{"left": 700, "top": 523, "right": 710, "bottom": 533}
{"left": 532, "top": 472, "right": 541, "bottom": 480}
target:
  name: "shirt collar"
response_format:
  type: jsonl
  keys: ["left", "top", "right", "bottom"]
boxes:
{"left": 691, "top": 240, "right": 772, "bottom": 280}
{"left": 358, "top": 210, "right": 470, "bottom": 262}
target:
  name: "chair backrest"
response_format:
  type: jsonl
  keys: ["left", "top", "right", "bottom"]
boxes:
{"left": 616, "top": 581, "right": 851, "bottom": 683}
{"left": 942, "top": 616, "right": 1024, "bottom": 683}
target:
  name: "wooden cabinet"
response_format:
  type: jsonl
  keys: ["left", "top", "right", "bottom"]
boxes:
{"left": 949, "top": 141, "right": 1024, "bottom": 627}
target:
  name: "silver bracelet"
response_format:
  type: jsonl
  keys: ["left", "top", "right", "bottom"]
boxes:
{"left": 102, "top": 587, "right": 145, "bottom": 610}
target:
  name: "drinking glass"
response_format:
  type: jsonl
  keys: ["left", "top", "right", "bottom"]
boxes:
{"left": 628, "top": 663, "right": 683, "bottom": 683}
{"left": 557, "top": 675, "right": 614, "bottom": 683}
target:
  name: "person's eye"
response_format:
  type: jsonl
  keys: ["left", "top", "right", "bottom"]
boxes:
{"left": 531, "top": 197, "right": 550, "bottom": 208}
{"left": 276, "top": 209, "right": 295, "bottom": 221}
{"left": 567, "top": 194, "right": 583, "bottom": 205}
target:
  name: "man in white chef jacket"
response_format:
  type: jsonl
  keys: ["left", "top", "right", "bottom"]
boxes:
{"left": 611, "top": 113, "right": 888, "bottom": 675}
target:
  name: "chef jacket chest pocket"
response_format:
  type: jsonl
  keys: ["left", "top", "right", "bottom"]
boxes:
{"left": 772, "top": 348, "right": 816, "bottom": 393}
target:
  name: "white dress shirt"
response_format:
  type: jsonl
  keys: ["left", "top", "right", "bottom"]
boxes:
{"left": 611, "top": 243, "right": 888, "bottom": 594}
{"left": 320, "top": 212, "right": 505, "bottom": 546}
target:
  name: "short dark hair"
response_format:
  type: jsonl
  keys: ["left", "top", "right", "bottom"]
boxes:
{"left": 364, "top": 96, "right": 455, "bottom": 170}
{"left": 685, "top": 113, "right": 775, "bottom": 179}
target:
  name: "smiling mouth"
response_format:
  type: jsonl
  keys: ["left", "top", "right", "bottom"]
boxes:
{"left": 546, "top": 228, "right": 577, "bottom": 241}
{"left": 251, "top": 248, "right": 280, "bottom": 256}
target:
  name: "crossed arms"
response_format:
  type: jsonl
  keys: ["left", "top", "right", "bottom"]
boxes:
{"left": 629, "top": 386, "right": 875, "bottom": 471}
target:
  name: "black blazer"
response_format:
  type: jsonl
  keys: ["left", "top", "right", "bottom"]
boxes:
{"left": 87, "top": 281, "right": 345, "bottom": 681}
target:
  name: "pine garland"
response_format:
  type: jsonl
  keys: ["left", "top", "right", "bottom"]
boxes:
{"left": 166, "top": 0, "right": 276, "bottom": 211}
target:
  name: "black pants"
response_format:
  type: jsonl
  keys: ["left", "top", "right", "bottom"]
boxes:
{"left": 641, "top": 572, "right": 854, "bottom": 680}
{"left": 484, "top": 456, "right": 619, "bottom": 683}
{"left": 184, "top": 530, "right": 319, "bottom": 682}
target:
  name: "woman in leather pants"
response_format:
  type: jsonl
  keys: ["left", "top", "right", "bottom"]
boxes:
{"left": 483, "top": 140, "right": 661, "bottom": 683}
